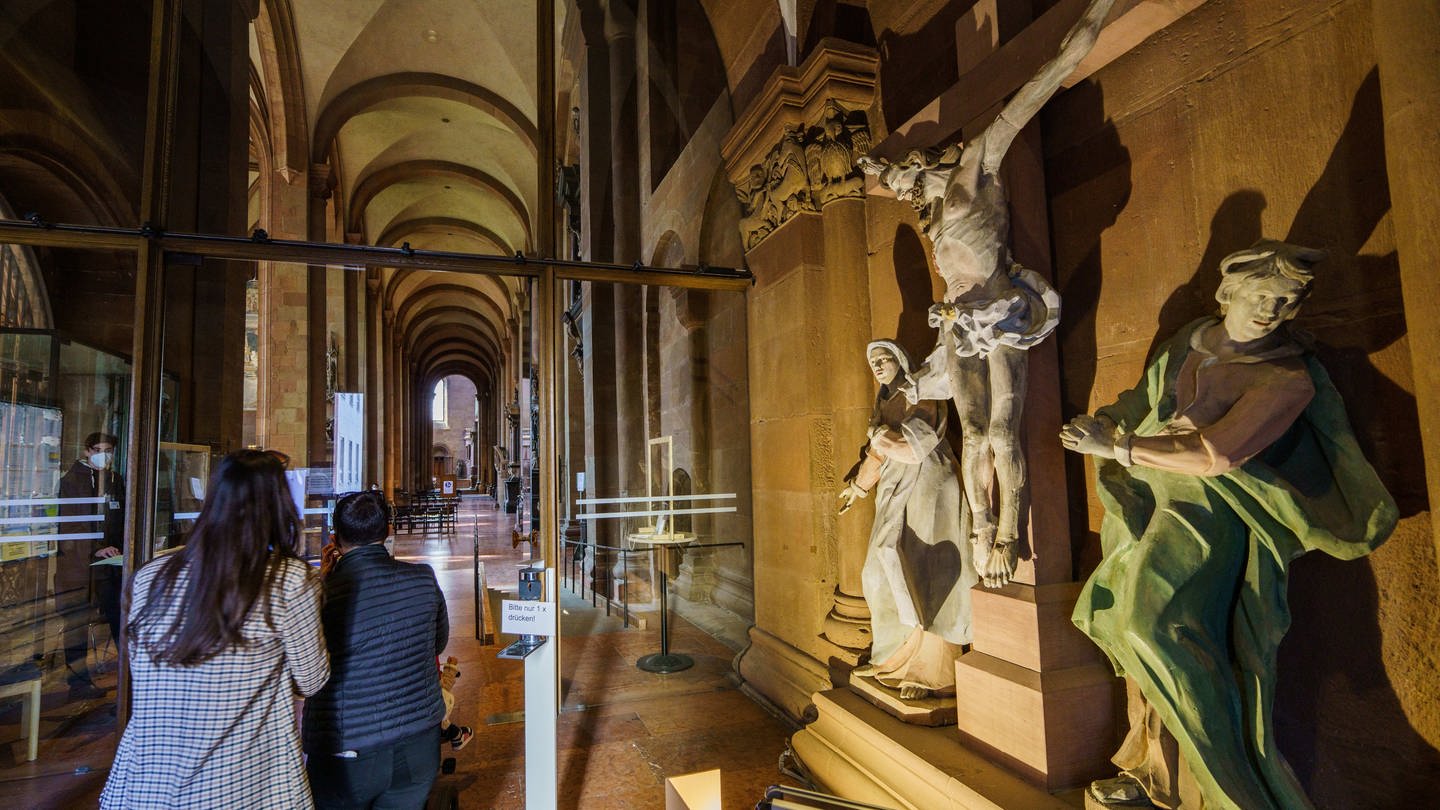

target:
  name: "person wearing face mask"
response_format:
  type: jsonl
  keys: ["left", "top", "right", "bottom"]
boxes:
{"left": 55, "top": 431, "right": 126, "bottom": 700}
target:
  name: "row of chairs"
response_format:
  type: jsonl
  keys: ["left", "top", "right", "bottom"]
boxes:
{"left": 393, "top": 492, "right": 459, "bottom": 534}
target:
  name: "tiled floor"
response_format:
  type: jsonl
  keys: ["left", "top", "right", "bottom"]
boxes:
{"left": 424, "top": 496, "right": 799, "bottom": 809}
{"left": 0, "top": 494, "right": 797, "bottom": 808}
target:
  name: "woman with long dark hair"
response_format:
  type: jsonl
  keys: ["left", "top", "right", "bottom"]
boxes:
{"left": 102, "top": 450, "right": 329, "bottom": 809}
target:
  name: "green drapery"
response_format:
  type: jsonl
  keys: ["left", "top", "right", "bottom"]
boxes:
{"left": 1073, "top": 318, "right": 1397, "bottom": 809}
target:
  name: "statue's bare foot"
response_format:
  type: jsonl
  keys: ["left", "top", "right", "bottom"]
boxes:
{"left": 970, "top": 524, "right": 996, "bottom": 571}
{"left": 898, "top": 685, "right": 930, "bottom": 700}
{"left": 1087, "top": 775, "right": 1153, "bottom": 806}
{"left": 980, "top": 538, "right": 1018, "bottom": 588}
{"left": 851, "top": 663, "right": 878, "bottom": 679}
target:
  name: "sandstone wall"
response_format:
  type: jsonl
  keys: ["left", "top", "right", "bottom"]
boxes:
{"left": 1043, "top": 0, "right": 1440, "bottom": 802}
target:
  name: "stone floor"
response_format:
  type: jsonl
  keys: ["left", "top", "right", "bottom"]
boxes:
{"left": 0, "top": 493, "right": 798, "bottom": 808}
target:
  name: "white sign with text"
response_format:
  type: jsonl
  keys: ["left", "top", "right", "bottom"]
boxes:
{"left": 501, "top": 599, "right": 556, "bottom": 636}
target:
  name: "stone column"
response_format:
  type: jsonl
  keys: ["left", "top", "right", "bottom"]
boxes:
{"left": 256, "top": 259, "right": 309, "bottom": 460}
{"left": 305, "top": 163, "right": 334, "bottom": 467}
{"left": 671, "top": 289, "right": 716, "bottom": 603}
{"left": 398, "top": 344, "right": 411, "bottom": 490}
{"left": 720, "top": 42, "right": 882, "bottom": 719}
{"left": 583, "top": 284, "right": 621, "bottom": 594}
{"left": 604, "top": 0, "right": 650, "bottom": 601}
{"left": 1373, "top": 0, "right": 1440, "bottom": 570}
{"left": 365, "top": 276, "right": 383, "bottom": 488}
{"left": 603, "top": 0, "right": 640, "bottom": 263}
{"left": 383, "top": 309, "right": 398, "bottom": 494}
{"left": 255, "top": 146, "right": 309, "bottom": 460}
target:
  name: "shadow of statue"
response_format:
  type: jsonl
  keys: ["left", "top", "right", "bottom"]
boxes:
{"left": 1277, "top": 544, "right": 1440, "bottom": 808}
{"left": 1141, "top": 190, "right": 1267, "bottom": 362}
{"left": 1268, "top": 67, "right": 1440, "bottom": 807}
{"left": 1040, "top": 77, "right": 1132, "bottom": 578}
{"left": 890, "top": 222, "right": 938, "bottom": 363}
{"left": 873, "top": 2, "right": 974, "bottom": 138}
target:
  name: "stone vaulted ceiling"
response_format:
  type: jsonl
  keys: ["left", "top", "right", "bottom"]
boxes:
{"left": 254, "top": 0, "right": 560, "bottom": 392}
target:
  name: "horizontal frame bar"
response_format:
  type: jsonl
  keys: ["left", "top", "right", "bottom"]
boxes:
{"left": 573, "top": 506, "right": 739, "bottom": 520}
{"left": 0, "top": 219, "right": 753, "bottom": 291}
{"left": 574, "top": 493, "right": 737, "bottom": 505}
{"left": 1, "top": 532, "right": 105, "bottom": 543}
{"left": 0, "top": 497, "right": 107, "bottom": 506}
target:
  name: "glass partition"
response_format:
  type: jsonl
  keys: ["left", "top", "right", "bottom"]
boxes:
{"left": 555, "top": 279, "right": 754, "bottom": 702}
{"left": 0, "top": 251, "right": 137, "bottom": 780}
{"left": 155, "top": 258, "right": 346, "bottom": 558}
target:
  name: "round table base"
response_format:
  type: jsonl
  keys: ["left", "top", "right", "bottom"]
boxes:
{"left": 636, "top": 652, "right": 694, "bottom": 674}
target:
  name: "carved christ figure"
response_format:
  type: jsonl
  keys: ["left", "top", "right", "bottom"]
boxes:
{"left": 860, "top": 0, "right": 1115, "bottom": 587}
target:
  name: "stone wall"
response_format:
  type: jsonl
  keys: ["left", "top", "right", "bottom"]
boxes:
{"left": 1043, "top": 0, "right": 1440, "bottom": 802}
{"left": 430, "top": 374, "right": 478, "bottom": 478}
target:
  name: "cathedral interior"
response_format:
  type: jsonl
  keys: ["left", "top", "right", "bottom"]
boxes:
{"left": 0, "top": 0, "right": 1437, "bottom": 808}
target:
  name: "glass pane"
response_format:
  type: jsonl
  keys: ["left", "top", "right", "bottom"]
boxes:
{"left": 0, "top": 238, "right": 136, "bottom": 796}
{"left": 556, "top": 279, "right": 755, "bottom": 703}
{"left": 157, "top": 258, "right": 340, "bottom": 558}
{"left": 147, "top": 257, "right": 537, "bottom": 792}
{"left": 0, "top": 4, "right": 150, "bottom": 228}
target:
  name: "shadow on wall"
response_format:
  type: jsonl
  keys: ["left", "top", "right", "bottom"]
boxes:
{"left": 873, "top": 3, "right": 968, "bottom": 136}
{"left": 1272, "top": 68, "right": 1440, "bottom": 807}
{"left": 1050, "top": 62, "right": 1440, "bottom": 804}
{"left": 1042, "top": 77, "right": 1131, "bottom": 579}
{"left": 889, "top": 223, "right": 937, "bottom": 362}
{"left": 1277, "top": 546, "right": 1440, "bottom": 808}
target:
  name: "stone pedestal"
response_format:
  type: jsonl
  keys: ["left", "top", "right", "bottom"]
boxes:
{"left": 790, "top": 689, "right": 1076, "bottom": 810}
{"left": 953, "top": 582, "right": 1119, "bottom": 791}
{"left": 611, "top": 553, "right": 654, "bottom": 606}
{"left": 672, "top": 547, "right": 718, "bottom": 604}
{"left": 820, "top": 588, "right": 871, "bottom": 666}
{"left": 736, "top": 627, "right": 832, "bottom": 722}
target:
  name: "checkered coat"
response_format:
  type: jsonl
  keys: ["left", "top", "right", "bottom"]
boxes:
{"left": 101, "top": 556, "right": 329, "bottom": 809}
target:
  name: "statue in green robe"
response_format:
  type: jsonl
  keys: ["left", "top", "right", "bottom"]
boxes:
{"left": 1059, "top": 241, "right": 1397, "bottom": 809}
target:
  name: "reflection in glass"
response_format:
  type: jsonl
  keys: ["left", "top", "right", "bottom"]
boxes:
{"left": 0, "top": 4, "right": 150, "bottom": 228}
{"left": 0, "top": 328, "right": 133, "bottom": 771}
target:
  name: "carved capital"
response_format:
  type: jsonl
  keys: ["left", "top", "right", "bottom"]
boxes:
{"left": 727, "top": 100, "right": 873, "bottom": 252}
{"left": 721, "top": 40, "right": 878, "bottom": 253}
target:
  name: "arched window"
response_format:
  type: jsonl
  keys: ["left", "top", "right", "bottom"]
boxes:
{"left": 432, "top": 379, "right": 448, "bottom": 425}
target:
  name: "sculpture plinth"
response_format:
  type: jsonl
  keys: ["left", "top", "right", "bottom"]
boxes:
{"left": 790, "top": 689, "right": 1077, "bottom": 810}
{"left": 953, "top": 583, "right": 1119, "bottom": 790}
{"left": 848, "top": 672, "right": 957, "bottom": 727}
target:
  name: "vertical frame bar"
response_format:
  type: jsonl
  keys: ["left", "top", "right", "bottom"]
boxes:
{"left": 118, "top": 0, "right": 183, "bottom": 731}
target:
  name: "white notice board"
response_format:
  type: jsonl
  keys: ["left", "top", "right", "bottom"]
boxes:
{"left": 501, "top": 599, "right": 555, "bottom": 636}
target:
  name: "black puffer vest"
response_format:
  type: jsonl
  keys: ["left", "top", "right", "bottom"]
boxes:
{"left": 302, "top": 544, "right": 449, "bottom": 754}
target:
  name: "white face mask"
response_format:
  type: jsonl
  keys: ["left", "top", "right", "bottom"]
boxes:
{"left": 88, "top": 451, "right": 112, "bottom": 470}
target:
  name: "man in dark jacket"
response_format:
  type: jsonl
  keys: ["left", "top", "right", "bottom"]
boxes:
{"left": 55, "top": 431, "right": 124, "bottom": 700}
{"left": 304, "top": 490, "right": 450, "bottom": 809}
